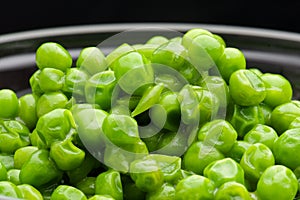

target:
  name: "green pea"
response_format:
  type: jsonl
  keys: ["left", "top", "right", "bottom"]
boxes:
{"left": 29, "top": 129, "right": 48, "bottom": 149}
{"left": 85, "top": 70, "right": 117, "bottom": 111}
{"left": 38, "top": 68, "right": 65, "bottom": 92}
{"left": 151, "top": 41, "right": 187, "bottom": 70}
{"left": 0, "top": 181, "right": 22, "bottom": 198}
{"left": 170, "top": 36, "right": 182, "bottom": 44}
{"left": 75, "top": 177, "right": 96, "bottom": 197}
{"left": 146, "top": 36, "right": 169, "bottom": 45}
{"left": 95, "top": 170, "right": 123, "bottom": 200}
{"left": 50, "top": 138, "right": 85, "bottom": 171}
{"left": 256, "top": 165, "right": 298, "bottom": 200}
{"left": 212, "top": 34, "right": 226, "bottom": 48}
{"left": 182, "top": 28, "right": 213, "bottom": 49}
{"left": 229, "top": 104, "right": 265, "bottom": 138}
{"left": 122, "top": 175, "right": 145, "bottom": 200}
{"left": 261, "top": 73, "right": 293, "bottom": 108}
{"left": 36, "top": 92, "right": 68, "bottom": 117}
{"left": 17, "top": 184, "right": 43, "bottom": 200}
{"left": 259, "top": 102, "right": 272, "bottom": 126}
{"left": 240, "top": 143, "right": 275, "bottom": 183}
{"left": 130, "top": 158, "right": 164, "bottom": 193}
{"left": 183, "top": 141, "right": 224, "bottom": 175}
{"left": 244, "top": 124, "right": 278, "bottom": 151}
{"left": 188, "top": 34, "right": 224, "bottom": 71}
{"left": 18, "top": 94, "right": 38, "bottom": 130}
{"left": 226, "top": 140, "right": 252, "bottom": 163}
{"left": 289, "top": 117, "right": 300, "bottom": 129}
{"left": 214, "top": 181, "right": 251, "bottom": 200}
{"left": 36, "top": 109, "right": 75, "bottom": 148}
{"left": 51, "top": 185, "right": 87, "bottom": 200}
{"left": 146, "top": 183, "right": 175, "bottom": 200}
{"left": 175, "top": 174, "right": 215, "bottom": 200}
{"left": 204, "top": 158, "right": 244, "bottom": 187}
{"left": 76, "top": 47, "right": 107, "bottom": 75}
{"left": 134, "top": 44, "right": 159, "bottom": 59}
{"left": 229, "top": 69, "right": 266, "bottom": 106}
{"left": 63, "top": 68, "right": 89, "bottom": 98}
{"left": 197, "top": 119, "right": 238, "bottom": 154}
{"left": 106, "top": 43, "right": 135, "bottom": 69}
{"left": 249, "top": 68, "right": 263, "bottom": 76}
{"left": 88, "top": 195, "right": 115, "bottom": 200}
{"left": 0, "top": 154, "right": 14, "bottom": 170}
{"left": 273, "top": 128, "right": 300, "bottom": 170}
{"left": 35, "top": 42, "right": 72, "bottom": 72}
{"left": 216, "top": 47, "right": 246, "bottom": 82}
{"left": 0, "top": 89, "right": 19, "bottom": 119}
{"left": 14, "top": 146, "right": 39, "bottom": 169}
{"left": 29, "top": 70, "right": 43, "bottom": 96}
{"left": 7, "top": 169, "right": 21, "bottom": 185}
{"left": 19, "top": 149, "right": 63, "bottom": 188}
{"left": 271, "top": 101, "right": 300, "bottom": 134}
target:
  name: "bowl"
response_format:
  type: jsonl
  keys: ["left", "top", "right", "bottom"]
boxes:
{"left": 0, "top": 23, "right": 300, "bottom": 99}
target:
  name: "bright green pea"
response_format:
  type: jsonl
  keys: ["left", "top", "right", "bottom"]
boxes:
{"left": 226, "top": 140, "right": 252, "bottom": 163}
{"left": 14, "top": 146, "right": 39, "bottom": 169}
{"left": 146, "top": 182, "right": 175, "bottom": 200}
{"left": 271, "top": 101, "right": 300, "bottom": 134}
{"left": 240, "top": 143, "right": 275, "bottom": 183}
{"left": 198, "top": 119, "right": 238, "bottom": 154}
{"left": 249, "top": 68, "right": 263, "bottom": 76}
{"left": 76, "top": 47, "right": 107, "bottom": 75}
{"left": 7, "top": 169, "right": 20, "bottom": 185}
{"left": 188, "top": 34, "right": 224, "bottom": 71}
{"left": 261, "top": 73, "right": 293, "bottom": 108}
{"left": 18, "top": 94, "right": 38, "bottom": 130}
{"left": 175, "top": 174, "right": 215, "bottom": 200}
{"left": 130, "top": 158, "right": 164, "bottom": 193}
{"left": 259, "top": 102, "right": 272, "bottom": 125}
{"left": 0, "top": 154, "right": 14, "bottom": 170}
{"left": 149, "top": 91, "right": 181, "bottom": 132}
{"left": 29, "top": 70, "right": 43, "bottom": 96}
{"left": 50, "top": 138, "right": 85, "bottom": 171}
{"left": 0, "top": 162, "right": 7, "bottom": 181}
{"left": 229, "top": 69, "right": 266, "bottom": 106}
{"left": 183, "top": 141, "right": 224, "bottom": 175}
{"left": 0, "top": 181, "right": 22, "bottom": 198}
{"left": 113, "top": 51, "right": 154, "bottom": 95}
{"left": 85, "top": 70, "right": 117, "bottom": 111}
{"left": 51, "top": 185, "right": 87, "bottom": 200}
{"left": 17, "top": 184, "right": 43, "bottom": 200}
{"left": 229, "top": 104, "right": 265, "bottom": 138}
{"left": 88, "top": 195, "right": 115, "bottom": 200}
{"left": 215, "top": 181, "right": 251, "bottom": 200}
{"left": 257, "top": 165, "right": 298, "bottom": 200}
{"left": 95, "top": 170, "right": 123, "bottom": 200}
{"left": 273, "top": 128, "right": 300, "bottom": 170}
{"left": 146, "top": 36, "right": 169, "bottom": 45}
{"left": 182, "top": 28, "right": 213, "bottom": 49}
{"left": 289, "top": 117, "right": 300, "bottom": 129}
{"left": 29, "top": 129, "right": 47, "bottom": 149}
{"left": 35, "top": 42, "right": 72, "bottom": 72}
{"left": 36, "top": 92, "right": 68, "bottom": 117}
{"left": 216, "top": 47, "right": 246, "bottom": 82}
{"left": 151, "top": 41, "right": 187, "bottom": 70}
{"left": 213, "top": 34, "right": 226, "bottom": 48}
{"left": 178, "top": 61, "right": 203, "bottom": 85}
{"left": 135, "top": 44, "right": 159, "bottom": 59}
{"left": 35, "top": 108, "right": 75, "bottom": 148}
{"left": 106, "top": 43, "right": 135, "bottom": 69}
{"left": 75, "top": 177, "right": 96, "bottom": 197}
{"left": 38, "top": 68, "right": 65, "bottom": 92}
{"left": 63, "top": 68, "right": 89, "bottom": 98}
{"left": 0, "top": 89, "right": 19, "bottom": 119}
{"left": 19, "top": 149, "right": 63, "bottom": 188}
{"left": 204, "top": 158, "right": 244, "bottom": 187}
{"left": 244, "top": 124, "right": 278, "bottom": 151}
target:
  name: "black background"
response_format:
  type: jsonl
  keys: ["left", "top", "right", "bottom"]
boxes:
{"left": 0, "top": 1, "right": 300, "bottom": 35}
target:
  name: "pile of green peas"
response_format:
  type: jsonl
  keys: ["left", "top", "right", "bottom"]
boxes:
{"left": 0, "top": 27, "right": 299, "bottom": 200}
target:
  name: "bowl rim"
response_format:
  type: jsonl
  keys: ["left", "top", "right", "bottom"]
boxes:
{"left": 1, "top": 22, "right": 300, "bottom": 44}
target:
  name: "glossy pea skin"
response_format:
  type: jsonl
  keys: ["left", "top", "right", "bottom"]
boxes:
{"left": 146, "top": 36, "right": 169, "bottom": 45}
{"left": 0, "top": 89, "right": 19, "bottom": 119}
{"left": 181, "top": 28, "right": 213, "bottom": 49}
{"left": 50, "top": 185, "right": 87, "bottom": 200}
{"left": 226, "top": 140, "right": 251, "bottom": 163}
{"left": 36, "top": 92, "right": 68, "bottom": 117}
{"left": 63, "top": 68, "right": 89, "bottom": 98}
{"left": 106, "top": 43, "right": 135, "bottom": 69}
{"left": 273, "top": 128, "right": 300, "bottom": 170}
{"left": 88, "top": 195, "right": 115, "bottom": 200}
{"left": 18, "top": 94, "right": 38, "bottom": 130}
{"left": 261, "top": 73, "right": 293, "bottom": 108}
{"left": 197, "top": 119, "right": 238, "bottom": 154}
{"left": 38, "top": 68, "right": 65, "bottom": 92}
{"left": 240, "top": 143, "right": 275, "bottom": 183}
{"left": 256, "top": 165, "right": 298, "bottom": 200}
{"left": 76, "top": 47, "right": 107, "bottom": 75}
{"left": 183, "top": 141, "right": 224, "bottom": 175}
{"left": 204, "top": 158, "right": 244, "bottom": 187}
{"left": 85, "top": 71, "right": 117, "bottom": 111}
{"left": 244, "top": 124, "right": 278, "bottom": 151}
{"left": 14, "top": 146, "right": 39, "bottom": 169}
{"left": 7, "top": 169, "right": 21, "bottom": 185}
{"left": 35, "top": 42, "right": 72, "bottom": 72}
{"left": 229, "top": 69, "right": 266, "bottom": 106}
{"left": 214, "top": 181, "right": 251, "bottom": 200}
{"left": 17, "top": 184, "right": 43, "bottom": 200}
{"left": 175, "top": 174, "right": 215, "bottom": 200}
{"left": 146, "top": 183, "right": 175, "bottom": 200}
{"left": 0, "top": 181, "right": 22, "bottom": 199}
{"left": 216, "top": 47, "right": 246, "bottom": 83}
{"left": 289, "top": 117, "right": 300, "bottom": 129}
{"left": 0, "top": 162, "right": 7, "bottom": 181}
